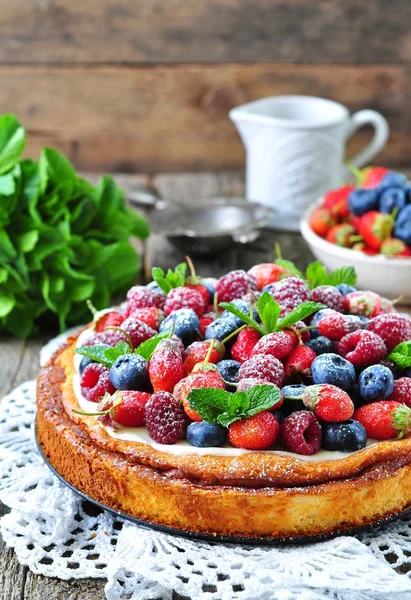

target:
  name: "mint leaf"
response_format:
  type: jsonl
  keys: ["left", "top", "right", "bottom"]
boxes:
{"left": 388, "top": 341, "right": 411, "bottom": 368}
{"left": 104, "top": 341, "right": 132, "bottom": 364}
{"left": 240, "top": 384, "right": 282, "bottom": 417}
{"left": 219, "top": 302, "right": 265, "bottom": 335}
{"left": 321, "top": 266, "right": 357, "bottom": 287}
{"left": 152, "top": 263, "right": 187, "bottom": 294}
{"left": 256, "top": 292, "right": 280, "bottom": 333}
{"left": 306, "top": 261, "right": 327, "bottom": 289}
{"left": 187, "top": 388, "right": 231, "bottom": 424}
{"left": 75, "top": 345, "right": 115, "bottom": 368}
{"left": 275, "top": 259, "right": 303, "bottom": 278}
{"left": 278, "top": 301, "right": 325, "bottom": 329}
{"left": 134, "top": 331, "right": 172, "bottom": 361}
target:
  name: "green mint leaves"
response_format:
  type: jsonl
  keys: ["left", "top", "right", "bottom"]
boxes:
{"left": 388, "top": 341, "right": 411, "bottom": 368}
{"left": 220, "top": 292, "right": 324, "bottom": 335}
{"left": 187, "top": 384, "right": 281, "bottom": 428}
{"left": 152, "top": 263, "right": 187, "bottom": 294}
{"left": 75, "top": 331, "right": 171, "bottom": 367}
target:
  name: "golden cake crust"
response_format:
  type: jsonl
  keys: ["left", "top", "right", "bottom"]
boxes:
{"left": 35, "top": 336, "right": 411, "bottom": 540}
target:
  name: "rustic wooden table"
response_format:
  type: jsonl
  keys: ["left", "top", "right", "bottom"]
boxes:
{"left": 0, "top": 171, "right": 408, "bottom": 599}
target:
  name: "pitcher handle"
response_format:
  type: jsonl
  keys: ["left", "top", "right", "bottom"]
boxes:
{"left": 344, "top": 110, "right": 389, "bottom": 176}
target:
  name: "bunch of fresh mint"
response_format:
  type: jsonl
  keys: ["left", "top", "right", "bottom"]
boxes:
{"left": 0, "top": 114, "right": 149, "bottom": 337}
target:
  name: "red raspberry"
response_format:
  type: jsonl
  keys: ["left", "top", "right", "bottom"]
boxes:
{"left": 121, "top": 317, "right": 157, "bottom": 349}
{"left": 387, "top": 378, "right": 411, "bottom": 407}
{"left": 126, "top": 286, "right": 165, "bottom": 311}
{"left": 247, "top": 263, "right": 287, "bottom": 290}
{"left": 145, "top": 391, "right": 187, "bottom": 444}
{"left": 237, "top": 377, "right": 272, "bottom": 391}
{"left": 228, "top": 411, "right": 280, "bottom": 450}
{"left": 250, "top": 331, "right": 297, "bottom": 361}
{"left": 199, "top": 313, "right": 216, "bottom": 337}
{"left": 95, "top": 311, "right": 125, "bottom": 332}
{"left": 343, "top": 290, "right": 382, "bottom": 318}
{"left": 183, "top": 340, "right": 225, "bottom": 375}
{"left": 268, "top": 277, "right": 312, "bottom": 316}
{"left": 303, "top": 384, "right": 354, "bottom": 422}
{"left": 284, "top": 345, "right": 316, "bottom": 379}
{"left": 216, "top": 270, "right": 258, "bottom": 303}
{"left": 99, "top": 391, "right": 151, "bottom": 427}
{"left": 337, "top": 330, "right": 387, "bottom": 367}
{"left": 311, "top": 286, "right": 344, "bottom": 312}
{"left": 149, "top": 340, "right": 185, "bottom": 393}
{"left": 367, "top": 314, "right": 411, "bottom": 352}
{"left": 231, "top": 327, "right": 262, "bottom": 363}
{"left": 164, "top": 287, "right": 206, "bottom": 317}
{"left": 126, "top": 307, "right": 164, "bottom": 330}
{"left": 281, "top": 411, "right": 322, "bottom": 455}
{"left": 318, "top": 312, "right": 364, "bottom": 341}
{"left": 80, "top": 363, "right": 115, "bottom": 402}
{"left": 354, "top": 401, "right": 411, "bottom": 440}
{"left": 238, "top": 354, "right": 285, "bottom": 388}
{"left": 176, "top": 370, "right": 225, "bottom": 422}
{"left": 84, "top": 328, "right": 128, "bottom": 347}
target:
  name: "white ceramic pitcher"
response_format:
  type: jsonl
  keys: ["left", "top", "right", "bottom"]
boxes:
{"left": 230, "top": 96, "right": 389, "bottom": 231}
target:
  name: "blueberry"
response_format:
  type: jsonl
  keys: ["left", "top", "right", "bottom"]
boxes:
{"left": 394, "top": 205, "right": 411, "bottom": 245}
{"left": 378, "top": 171, "right": 408, "bottom": 191}
{"left": 336, "top": 284, "right": 357, "bottom": 296}
{"left": 159, "top": 308, "right": 199, "bottom": 346}
{"left": 202, "top": 278, "right": 216, "bottom": 301}
{"left": 109, "top": 354, "right": 149, "bottom": 391}
{"left": 306, "top": 336, "right": 334, "bottom": 355}
{"left": 322, "top": 419, "right": 367, "bottom": 452}
{"left": 205, "top": 318, "right": 238, "bottom": 342}
{"left": 221, "top": 299, "right": 258, "bottom": 326}
{"left": 359, "top": 365, "right": 394, "bottom": 403}
{"left": 146, "top": 281, "right": 166, "bottom": 295}
{"left": 350, "top": 384, "right": 364, "bottom": 409}
{"left": 216, "top": 360, "right": 241, "bottom": 391}
{"left": 379, "top": 187, "right": 406, "bottom": 214}
{"left": 311, "top": 353, "right": 356, "bottom": 392}
{"left": 405, "top": 367, "right": 411, "bottom": 378}
{"left": 281, "top": 384, "right": 306, "bottom": 415}
{"left": 186, "top": 422, "right": 227, "bottom": 447}
{"left": 309, "top": 308, "right": 335, "bottom": 338}
{"left": 348, "top": 189, "right": 379, "bottom": 216}
{"left": 272, "top": 409, "right": 286, "bottom": 424}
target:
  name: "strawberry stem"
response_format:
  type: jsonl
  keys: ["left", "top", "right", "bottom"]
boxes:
{"left": 204, "top": 338, "right": 215, "bottom": 364}
{"left": 345, "top": 160, "right": 364, "bottom": 185}
{"left": 196, "top": 328, "right": 205, "bottom": 340}
{"left": 213, "top": 291, "right": 219, "bottom": 315}
{"left": 185, "top": 255, "right": 197, "bottom": 279}
{"left": 274, "top": 242, "right": 282, "bottom": 260}
{"left": 221, "top": 324, "right": 247, "bottom": 345}
{"left": 72, "top": 407, "right": 110, "bottom": 417}
{"left": 87, "top": 299, "right": 98, "bottom": 318}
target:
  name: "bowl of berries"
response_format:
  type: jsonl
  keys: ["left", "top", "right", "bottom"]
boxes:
{"left": 300, "top": 166, "right": 411, "bottom": 302}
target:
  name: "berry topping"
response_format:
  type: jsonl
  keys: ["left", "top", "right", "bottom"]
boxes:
{"left": 303, "top": 384, "right": 354, "bottom": 422}
{"left": 231, "top": 327, "right": 262, "bottom": 363}
{"left": 343, "top": 291, "right": 382, "bottom": 318}
{"left": 251, "top": 330, "right": 297, "bottom": 361}
{"left": 311, "top": 353, "right": 356, "bottom": 392}
{"left": 109, "top": 354, "right": 150, "bottom": 391}
{"left": 159, "top": 308, "right": 200, "bottom": 346}
{"left": 367, "top": 314, "right": 411, "bottom": 352}
{"left": 354, "top": 401, "right": 411, "bottom": 440}
{"left": 177, "top": 370, "right": 225, "bottom": 422}
{"left": 281, "top": 384, "right": 306, "bottom": 415}
{"left": 126, "top": 285, "right": 165, "bottom": 311}
{"left": 125, "top": 307, "right": 164, "bottom": 330}
{"left": 311, "top": 286, "right": 344, "bottom": 312}
{"left": 337, "top": 330, "right": 387, "bottom": 367}
{"left": 99, "top": 390, "right": 151, "bottom": 428}
{"left": 149, "top": 340, "right": 185, "bottom": 393}
{"left": 216, "top": 359, "right": 241, "bottom": 391}
{"left": 281, "top": 411, "right": 322, "bottom": 455}
{"left": 120, "top": 317, "right": 157, "bottom": 349}
{"left": 239, "top": 354, "right": 285, "bottom": 388}
{"left": 145, "top": 391, "right": 187, "bottom": 444}
{"left": 284, "top": 345, "right": 316, "bottom": 379}
{"left": 306, "top": 336, "right": 334, "bottom": 355}
{"left": 186, "top": 422, "right": 227, "bottom": 447}
{"left": 247, "top": 263, "right": 287, "bottom": 289}
{"left": 317, "top": 312, "right": 364, "bottom": 341}
{"left": 387, "top": 378, "right": 411, "bottom": 407}
{"left": 358, "top": 365, "right": 394, "bottom": 403}
{"left": 322, "top": 419, "right": 367, "bottom": 452}
{"left": 80, "top": 363, "right": 115, "bottom": 402}
{"left": 164, "top": 287, "right": 206, "bottom": 318}
{"left": 216, "top": 270, "right": 258, "bottom": 303}
{"left": 183, "top": 340, "right": 224, "bottom": 375}
{"left": 268, "top": 277, "right": 312, "bottom": 316}
{"left": 228, "top": 411, "right": 280, "bottom": 450}
{"left": 95, "top": 311, "right": 125, "bottom": 332}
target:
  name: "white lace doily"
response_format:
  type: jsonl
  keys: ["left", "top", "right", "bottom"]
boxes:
{"left": 2, "top": 342, "right": 411, "bottom": 599}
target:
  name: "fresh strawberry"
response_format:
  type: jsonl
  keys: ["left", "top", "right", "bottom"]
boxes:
{"left": 317, "top": 312, "right": 364, "bottom": 341}
{"left": 164, "top": 287, "right": 206, "bottom": 317}
{"left": 367, "top": 314, "right": 411, "bottom": 351}
{"left": 145, "top": 391, "right": 187, "bottom": 444}
{"left": 281, "top": 411, "right": 322, "bottom": 455}
{"left": 250, "top": 330, "right": 298, "bottom": 361}
{"left": 126, "top": 286, "right": 165, "bottom": 311}
{"left": 126, "top": 307, "right": 164, "bottom": 330}
{"left": 238, "top": 354, "right": 285, "bottom": 388}
{"left": 247, "top": 263, "right": 287, "bottom": 289}
{"left": 231, "top": 327, "right": 262, "bottom": 363}
{"left": 95, "top": 311, "right": 125, "bottom": 332}
{"left": 361, "top": 166, "right": 390, "bottom": 189}
{"left": 387, "top": 378, "right": 411, "bottom": 407}
{"left": 183, "top": 340, "right": 225, "bottom": 375}
{"left": 354, "top": 401, "right": 411, "bottom": 440}
{"left": 309, "top": 206, "right": 337, "bottom": 237}
{"left": 325, "top": 223, "right": 358, "bottom": 247}
{"left": 303, "top": 384, "right": 354, "bottom": 422}
{"left": 337, "top": 330, "right": 387, "bottom": 367}
{"left": 97, "top": 390, "right": 151, "bottom": 428}
{"left": 343, "top": 290, "right": 382, "bottom": 317}
{"left": 177, "top": 370, "right": 225, "bottom": 421}
{"left": 380, "top": 237, "right": 411, "bottom": 257}
{"left": 311, "top": 286, "right": 344, "bottom": 312}
{"left": 149, "top": 340, "right": 185, "bottom": 393}
{"left": 199, "top": 312, "right": 216, "bottom": 336}
{"left": 268, "top": 277, "right": 312, "bottom": 316}
{"left": 185, "top": 256, "right": 211, "bottom": 304}
{"left": 352, "top": 242, "right": 378, "bottom": 255}
{"left": 216, "top": 270, "right": 258, "bottom": 303}
{"left": 358, "top": 211, "right": 393, "bottom": 251}
{"left": 284, "top": 345, "right": 316, "bottom": 379}
{"left": 228, "top": 411, "right": 280, "bottom": 450}
{"left": 323, "top": 185, "right": 354, "bottom": 219}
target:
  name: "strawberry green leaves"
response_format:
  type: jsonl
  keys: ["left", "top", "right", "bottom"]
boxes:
{"left": 388, "top": 341, "right": 411, "bottom": 368}
{"left": 187, "top": 384, "right": 281, "bottom": 428}
{"left": 152, "top": 263, "right": 187, "bottom": 294}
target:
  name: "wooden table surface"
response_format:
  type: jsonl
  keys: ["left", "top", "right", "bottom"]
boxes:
{"left": 0, "top": 171, "right": 408, "bottom": 599}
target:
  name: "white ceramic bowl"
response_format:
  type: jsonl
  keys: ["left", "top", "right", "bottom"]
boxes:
{"left": 300, "top": 200, "right": 411, "bottom": 303}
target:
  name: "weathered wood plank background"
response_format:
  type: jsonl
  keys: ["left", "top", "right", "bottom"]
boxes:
{"left": 0, "top": 0, "right": 410, "bottom": 172}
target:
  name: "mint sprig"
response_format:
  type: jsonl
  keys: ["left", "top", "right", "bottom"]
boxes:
{"left": 134, "top": 331, "right": 173, "bottom": 360}
{"left": 388, "top": 341, "right": 411, "bottom": 368}
{"left": 220, "top": 292, "right": 324, "bottom": 335}
{"left": 187, "top": 384, "right": 281, "bottom": 428}
{"left": 151, "top": 263, "right": 187, "bottom": 294}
